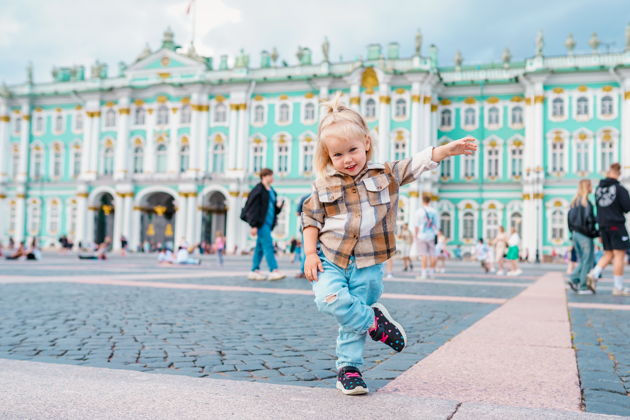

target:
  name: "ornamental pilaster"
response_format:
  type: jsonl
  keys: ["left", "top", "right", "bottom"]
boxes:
{"left": 74, "top": 186, "right": 89, "bottom": 249}
{"left": 226, "top": 99, "right": 239, "bottom": 175}
{"left": 112, "top": 192, "right": 124, "bottom": 250}
{"left": 174, "top": 189, "right": 189, "bottom": 246}
{"left": 619, "top": 73, "right": 630, "bottom": 186}
{"left": 14, "top": 186, "right": 26, "bottom": 244}
{"left": 185, "top": 92, "right": 205, "bottom": 179}
{"left": 79, "top": 107, "right": 93, "bottom": 180}
{"left": 0, "top": 101, "right": 9, "bottom": 183}
{"left": 377, "top": 82, "right": 391, "bottom": 162}
{"left": 409, "top": 82, "right": 422, "bottom": 156}
{"left": 114, "top": 97, "right": 131, "bottom": 181}
{"left": 16, "top": 103, "right": 31, "bottom": 184}
{"left": 236, "top": 103, "right": 250, "bottom": 175}
{"left": 144, "top": 105, "right": 157, "bottom": 173}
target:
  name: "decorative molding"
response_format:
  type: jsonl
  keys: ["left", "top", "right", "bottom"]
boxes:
{"left": 118, "top": 108, "right": 131, "bottom": 115}
{"left": 379, "top": 96, "right": 391, "bottom": 104}
{"left": 350, "top": 97, "right": 360, "bottom": 105}
{"left": 411, "top": 95, "right": 422, "bottom": 103}
{"left": 423, "top": 96, "right": 432, "bottom": 104}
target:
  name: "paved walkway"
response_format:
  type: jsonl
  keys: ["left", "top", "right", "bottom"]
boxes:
{"left": 1, "top": 254, "right": 628, "bottom": 418}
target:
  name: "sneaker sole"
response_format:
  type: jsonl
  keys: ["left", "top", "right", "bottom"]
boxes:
{"left": 586, "top": 274, "right": 597, "bottom": 294}
{"left": 371, "top": 302, "right": 407, "bottom": 352}
{"left": 267, "top": 275, "right": 286, "bottom": 281}
{"left": 336, "top": 381, "right": 368, "bottom": 395}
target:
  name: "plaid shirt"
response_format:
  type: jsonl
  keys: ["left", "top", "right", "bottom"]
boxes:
{"left": 302, "top": 146, "right": 438, "bottom": 269}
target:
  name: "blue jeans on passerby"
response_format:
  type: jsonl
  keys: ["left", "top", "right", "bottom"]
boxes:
{"left": 251, "top": 224, "right": 278, "bottom": 271}
{"left": 217, "top": 248, "right": 224, "bottom": 266}
{"left": 570, "top": 231, "right": 594, "bottom": 290}
{"left": 312, "top": 251, "right": 383, "bottom": 370}
{"left": 300, "top": 233, "right": 306, "bottom": 274}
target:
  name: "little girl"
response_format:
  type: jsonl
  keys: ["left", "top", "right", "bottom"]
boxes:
{"left": 302, "top": 93, "right": 476, "bottom": 395}
{"left": 214, "top": 231, "right": 226, "bottom": 267}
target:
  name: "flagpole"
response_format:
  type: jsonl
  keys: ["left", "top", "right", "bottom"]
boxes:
{"left": 192, "top": 0, "right": 196, "bottom": 48}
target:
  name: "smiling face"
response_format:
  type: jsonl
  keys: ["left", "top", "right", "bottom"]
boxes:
{"left": 324, "top": 133, "right": 371, "bottom": 176}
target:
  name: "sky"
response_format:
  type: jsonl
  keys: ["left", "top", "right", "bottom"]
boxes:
{"left": 0, "top": 0, "right": 628, "bottom": 85}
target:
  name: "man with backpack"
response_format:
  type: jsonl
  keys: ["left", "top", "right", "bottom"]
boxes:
{"left": 415, "top": 194, "right": 439, "bottom": 279}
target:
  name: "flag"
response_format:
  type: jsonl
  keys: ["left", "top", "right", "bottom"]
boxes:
{"left": 185, "top": 0, "right": 195, "bottom": 15}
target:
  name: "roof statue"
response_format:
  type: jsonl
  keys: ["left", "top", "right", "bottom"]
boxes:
{"left": 321, "top": 37, "right": 330, "bottom": 62}
{"left": 502, "top": 48, "right": 511, "bottom": 68}
{"left": 26, "top": 62, "right": 33, "bottom": 84}
{"left": 535, "top": 30, "right": 544, "bottom": 56}
{"left": 626, "top": 22, "right": 630, "bottom": 51}
{"left": 454, "top": 50, "right": 463, "bottom": 70}
{"left": 588, "top": 32, "right": 600, "bottom": 52}
{"left": 271, "top": 47, "right": 279, "bottom": 66}
{"left": 415, "top": 29, "right": 422, "bottom": 56}
{"left": 565, "top": 33, "right": 576, "bottom": 55}
{"left": 161, "top": 27, "right": 177, "bottom": 51}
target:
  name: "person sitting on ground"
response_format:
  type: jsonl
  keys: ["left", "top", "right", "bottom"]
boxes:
{"left": 78, "top": 237, "right": 110, "bottom": 260}
{"left": 157, "top": 247, "right": 175, "bottom": 265}
{"left": 475, "top": 238, "right": 490, "bottom": 273}
{"left": 176, "top": 246, "right": 201, "bottom": 265}
{"left": 5, "top": 242, "right": 27, "bottom": 260}
{"left": 25, "top": 237, "right": 41, "bottom": 260}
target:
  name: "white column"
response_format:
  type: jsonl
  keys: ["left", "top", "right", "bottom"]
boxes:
{"left": 144, "top": 108, "right": 157, "bottom": 173}
{"left": 74, "top": 189, "right": 88, "bottom": 249}
{"left": 122, "top": 193, "right": 133, "bottom": 245}
{"left": 174, "top": 191, "right": 188, "bottom": 247}
{"left": 410, "top": 82, "right": 422, "bottom": 156}
{"left": 16, "top": 104, "right": 30, "bottom": 183}
{"left": 620, "top": 77, "right": 630, "bottom": 186}
{"left": 85, "top": 206, "right": 96, "bottom": 247}
{"left": 186, "top": 94, "right": 201, "bottom": 178}
{"left": 129, "top": 205, "right": 142, "bottom": 252}
{"left": 198, "top": 100, "right": 210, "bottom": 174}
{"left": 166, "top": 103, "right": 180, "bottom": 175}
{"left": 378, "top": 84, "right": 391, "bottom": 162}
{"left": 114, "top": 99, "right": 131, "bottom": 181}
{"left": 79, "top": 108, "right": 93, "bottom": 179}
{"left": 420, "top": 90, "right": 433, "bottom": 152}
{"left": 87, "top": 103, "right": 101, "bottom": 181}
{"left": 14, "top": 191, "right": 26, "bottom": 244}
{"left": 112, "top": 193, "right": 124, "bottom": 251}
{"left": 236, "top": 103, "right": 249, "bottom": 171}
{"left": 0, "top": 193, "right": 7, "bottom": 243}
{"left": 349, "top": 84, "right": 360, "bottom": 112}
{"left": 226, "top": 191, "right": 239, "bottom": 253}
{"left": 185, "top": 192, "right": 198, "bottom": 244}
{"left": 226, "top": 102, "right": 239, "bottom": 172}
{"left": 0, "top": 102, "right": 10, "bottom": 183}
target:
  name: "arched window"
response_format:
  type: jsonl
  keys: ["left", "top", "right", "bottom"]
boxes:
{"left": 102, "top": 146, "right": 114, "bottom": 175}
{"left": 440, "top": 212, "right": 452, "bottom": 239}
{"left": 214, "top": 103, "right": 227, "bottom": 123}
{"left": 13, "top": 116, "right": 21, "bottom": 135}
{"left": 28, "top": 199, "right": 41, "bottom": 236}
{"left": 68, "top": 199, "right": 77, "bottom": 235}
{"left": 134, "top": 107, "right": 146, "bottom": 125}
{"left": 277, "top": 142, "right": 289, "bottom": 175}
{"left": 72, "top": 146, "right": 81, "bottom": 177}
{"left": 462, "top": 211, "right": 475, "bottom": 240}
{"left": 395, "top": 99, "right": 407, "bottom": 118}
{"left": 31, "top": 146, "right": 44, "bottom": 180}
{"left": 133, "top": 146, "right": 144, "bottom": 174}
{"left": 485, "top": 211, "right": 499, "bottom": 240}
{"left": 11, "top": 150, "right": 19, "bottom": 179}
{"left": 254, "top": 104, "right": 265, "bottom": 123}
{"left": 75, "top": 112, "right": 83, "bottom": 131}
{"left": 487, "top": 107, "right": 499, "bottom": 126}
{"left": 365, "top": 98, "right": 376, "bottom": 118}
{"left": 48, "top": 199, "right": 60, "bottom": 234}
{"left": 212, "top": 143, "right": 225, "bottom": 173}
{"left": 552, "top": 98, "right": 564, "bottom": 117}
{"left": 393, "top": 140, "right": 407, "bottom": 161}
{"left": 52, "top": 145, "right": 63, "bottom": 178}
{"left": 551, "top": 209, "right": 564, "bottom": 241}
{"left": 55, "top": 114, "right": 64, "bottom": 132}
{"left": 35, "top": 115, "right": 44, "bottom": 132}
{"left": 104, "top": 109, "right": 116, "bottom": 128}
{"left": 486, "top": 146, "right": 500, "bottom": 178}
{"left": 273, "top": 200, "right": 288, "bottom": 239}
{"left": 303, "top": 141, "right": 314, "bottom": 174}
{"left": 179, "top": 144, "right": 189, "bottom": 173}
{"left": 510, "top": 145, "right": 523, "bottom": 177}
{"left": 304, "top": 103, "right": 316, "bottom": 121}
{"left": 464, "top": 108, "right": 476, "bottom": 126}
{"left": 278, "top": 103, "right": 290, "bottom": 123}
{"left": 156, "top": 143, "right": 168, "bottom": 173}
{"left": 601, "top": 137, "right": 615, "bottom": 171}
{"left": 252, "top": 143, "right": 264, "bottom": 173}
{"left": 601, "top": 96, "right": 613, "bottom": 116}
{"left": 575, "top": 138, "right": 589, "bottom": 172}
{"left": 440, "top": 109, "right": 452, "bottom": 127}
{"left": 180, "top": 105, "right": 191, "bottom": 124}
{"left": 440, "top": 156, "right": 452, "bottom": 179}
{"left": 551, "top": 140, "right": 565, "bottom": 173}
{"left": 156, "top": 105, "right": 169, "bottom": 125}
{"left": 511, "top": 106, "right": 523, "bottom": 125}
{"left": 510, "top": 212, "right": 522, "bottom": 237}
{"left": 576, "top": 97, "right": 588, "bottom": 116}
{"left": 463, "top": 154, "right": 476, "bottom": 178}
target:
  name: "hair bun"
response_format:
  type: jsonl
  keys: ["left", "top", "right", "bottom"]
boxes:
{"left": 320, "top": 91, "right": 347, "bottom": 114}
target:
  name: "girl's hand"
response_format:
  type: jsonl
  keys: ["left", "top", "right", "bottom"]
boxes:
{"left": 304, "top": 253, "right": 324, "bottom": 282}
{"left": 432, "top": 137, "right": 477, "bottom": 161}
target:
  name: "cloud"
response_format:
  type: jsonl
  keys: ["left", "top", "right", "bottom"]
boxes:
{"left": 0, "top": 15, "right": 21, "bottom": 47}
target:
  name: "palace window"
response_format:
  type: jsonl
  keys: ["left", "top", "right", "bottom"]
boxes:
{"left": 277, "top": 143, "right": 289, "bottom": 175}
{"left": 134, "top": 107, "right": 146, "bottom": 125}
{"left": 463, "top": 108, "right": 476, "bottom": 127}
{"left": 13, "top": 116, "right": 21, "bottom": 135}
{"left": 487, "top": 106, "right": 500, "bottom": 126}
{"left": 179, "top": 144, "right": 189, "bottom": 173}
{"left": 440, "top": 212, "right": 452, "bottom": 239}
{"left": 11, "top": 151, "right": 19, "bottom": 179}
{"left": 601, "top": 139, "right": 615, "bottom": 172}
{"left": 393, "top": 140, "right": 407, "bottom": 161}
{"left": 31, "top": 147, "right": 44, "bottom": 180}
{"left": 48, "top": 200, "right": 60, "bottom": 234}
{"left": 575, "top": 140, "right": 589, "bottom": 172}
{"left": 156, "top": 144, "right": 167, "bottom": 173}
{"left": 576, "top": 97, "right": 588, "bottom": 116}
{"left": 180, "top": 105, "right": 191, "bottom": 124}
{"left": 68, "top": 200, "right": 77, "bottom": 235}
{"left": 104, "top": 109, "right": 116, "bottom": 128}
{"left": 304, "top": 103, "right": 316, "bottom": 122}
{"left": 212, "top": 143, "right": 225, "bottom": 173}
{"left": 302, "top": 142, "right": 314, "bottom": 174}
{"left": 601, "top": 96, "right": 613, "bottom": 116}
{"left": 278, "top": 103, "right": 290, "bottom": 123}
{"left": 9, "top": 201, "right": 17, "bottom": 234}
{"left": 552, "top": 98, "right": 564, "bottom": 117}
{"left": 463, "top": 154, "right": 476, "bottom": 178}
{"left": 52, "top": 146, "right": 63, "bottom": 179}
{"left": 485, "top": 211, "right": 499, "bottom": 241}
{"left": 511, "top": 106, "right": 523, "bottom": 126}
{"left": 510, "top": 212, "right": 522, "bottom": 236}
{"left": 486, "top": 146, "right": 500, "bottom": 178}
{"left": 54, "top": 114, "right": 64, "bottom": 132}
{"left": 156, "top": 105, "right": 169, "bottom": 125}
{"left": 133, "top": 147, "right": 144, "bottom": 174}
{"left": 440, "top": 156, "right": 452, "bottom": 179}
{"left": 394, "top": 99, "right": 407, "bottom": 118}
{"left": 551, "top": 141, "right": 565, "bottom": 173}
{"left": 365, "top": 98, "right": 376, "bottom": 119}
{"left": 462, "top": 211, "right": 475, "bottom": 240}
{"left": 72, "top": 146, "right": 81, "bottom": 177}
{"left": 102, "top": 146, "right": 114, "bottom": 175}
{"left": 551, "top": 209, "right": 564, "bottom": 241}
{"left": 214, "top": 103, "right": 227, "bottom": 123}
{"left": 28, "top": 200, "right": 41, "bottom": 236}
{"left": 254, "top": 104, "right": 265, "bottom": 123}
{"left": 74, "top": 112, "right": 83, "bottom": 131}
{"left": 510, "top": 146, "right": 523, "bottom": 177}
{"left": 273, "top": 200, "right": 288, "bottom": 239}
{"left": 440, "top": 109, "right": 452, "bottom": 127}
{"left": 252, "top": 144, "right": 264, "bottom": 173}
{"left": 34, "top": 115, "right": 44, "bottom": 133}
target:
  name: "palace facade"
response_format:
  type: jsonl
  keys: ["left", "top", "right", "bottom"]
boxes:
{"left": 1, "top": 27, "right": 629, "bottom": 259}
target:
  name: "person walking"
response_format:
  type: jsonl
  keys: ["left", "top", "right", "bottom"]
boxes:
{"left": 241, "top": 168, "right": 286, "bottom": 281}
{"left": 492, "top": 226, "right": 509, "bottom": 275}
{"left": 475, "top": 238, "right": 491, "bottom": 273}
{"left": 415, "top": 194, "right": 439, "bottom": 279}
{"left": 397, "top": 223, "right": 414, "bottom": 272}
{"left": 567, "top": 179, "right": 599, "bottom": 294}
{"left": 587, "top": 163, "right": 630, "bottom": 295}
{"left": 505, "top": 227, "right": 522, "bottom": 276}
{"left": 435, "top": 231, "right": 447, "bottom": 273}
{"left": 214, "top": 231, "right": 226, "bottom": 267}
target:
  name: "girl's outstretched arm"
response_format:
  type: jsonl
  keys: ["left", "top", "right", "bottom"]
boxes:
{"left": 432, "top": 137, "right": 477, "bottom": 162}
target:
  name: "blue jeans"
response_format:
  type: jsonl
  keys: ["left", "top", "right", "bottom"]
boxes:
{"left": 312, "top": 252, "right": 383, "bottom": 370}
{"left": 251, "top": 224, "right": 278, "bottom": 271}
{"left": 217, "top": 248, "right": 224, "bottom": 266}
{"left": 570, "top": 231, "right": 594, "bottom": 290}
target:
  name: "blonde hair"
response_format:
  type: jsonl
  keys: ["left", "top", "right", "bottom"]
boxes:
{"left": 571, "top": 179, "right": 591, "bottom": 208}
{"left": 313, "top": 92, "right": 374, "bottom": 179}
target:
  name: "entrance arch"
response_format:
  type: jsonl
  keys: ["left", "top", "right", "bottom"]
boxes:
{"left": 139, "top": 191, "right": 176, "bottom": 250}
{"left": 93, "top": 192, "right": 115, "bottom": 245}
{"left": 200, "top": 190, "right": 227, "bottom": 244}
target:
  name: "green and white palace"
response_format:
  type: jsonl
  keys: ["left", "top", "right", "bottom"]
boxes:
{"left": 1, "top": 27, "right": 630, "bottom": 259}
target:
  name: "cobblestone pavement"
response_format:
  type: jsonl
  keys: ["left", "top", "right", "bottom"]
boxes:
{"left": 1, "top": 254, "right": 628, "bottom": 415}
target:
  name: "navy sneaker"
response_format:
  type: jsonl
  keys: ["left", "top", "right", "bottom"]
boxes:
{"left": 336, "top": 366, "right": 368, "bottom": 395}
{"left": 369, "top": 303, "right": 407, "bottom": 352}
{"left": 566, "top": 280, "right": 578, "bottom": 292}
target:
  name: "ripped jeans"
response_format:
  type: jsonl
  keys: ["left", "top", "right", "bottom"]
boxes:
{"left": 312, "top": 251, "right": 383, "bottom": 370}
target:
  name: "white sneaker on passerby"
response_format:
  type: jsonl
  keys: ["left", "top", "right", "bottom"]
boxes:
{"left": 267, "top": 271, "right": 286, "bottom": 281}
{"left": 511, "top": 269, "right": 522, "bottom": 276}
{"left": 577, "top": 289, "right": 594, "bottom": 295}
{"left": 386, "top": 273, "right": 394, "bottom": 280}
{"left": 248, "top": 271, "right": 267, "bottom": 281}
{"left": 497, "top": 270, "right": 505, "bottom": 276}
{"left": 612, "top": 287, "right": 630, "bottom": 296}
{"left": 418, "top": 271, "right": 427, "bottom": 280}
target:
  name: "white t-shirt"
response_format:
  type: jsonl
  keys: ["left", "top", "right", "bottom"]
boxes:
{"left": 415, "top": 205, "right": 438, "bottom": 242}
{"left": 508, "top": 233, "right": 520, "bottom": 247}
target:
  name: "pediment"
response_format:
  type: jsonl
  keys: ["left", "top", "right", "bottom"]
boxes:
{"left": 126, "top": 48, "right": 207, "bottom": 78}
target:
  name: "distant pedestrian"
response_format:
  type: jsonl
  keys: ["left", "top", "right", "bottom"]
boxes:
{"left": 475, "top": 238, "right": 490, "bottom": 273}
{"left": 415, "top": 194, "right": 439, "bottom": 279}
{"left": 491, "top": 226, "right": 509, "bottom": 275}
{"left": 567, "top": 179, "right": 598, "bottom": 294}
{"left": 240, "top": 168, "right": 286, "bottom": 281}
{"left": 120, "top": 235, "right": 128, "bottom": 256}
{"left": 397, "top": 223, "right": 414, "bottom": 272}
{"left": 214, "top": 231, "right": 226, "bottom": 267}
{"left": 435, "top": 231, "right": 447, "bottom": 273}
{"left": 587, "top": 163, "right": 630, "bottom": 295}
{"left": 295, "top": 192, "right": 311, "bottom": 278}
{"left": 505, "top": 228, "right": 522, "bottom": 276}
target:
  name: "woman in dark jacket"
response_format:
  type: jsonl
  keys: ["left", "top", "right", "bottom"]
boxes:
{"left": 567, "top": 179, "right": 598, "bottom": 294}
